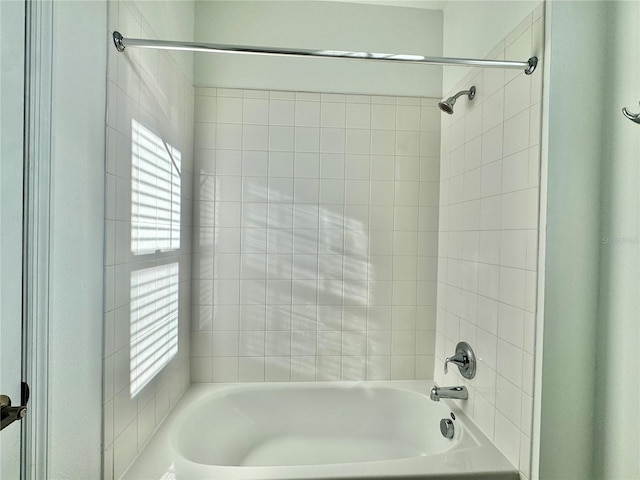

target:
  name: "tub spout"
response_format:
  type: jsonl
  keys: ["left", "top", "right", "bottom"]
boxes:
{"left": 430, "top": 386, "right": 468, "bottom": 402}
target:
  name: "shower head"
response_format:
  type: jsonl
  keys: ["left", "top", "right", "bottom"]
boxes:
{"left": 438, "top": 86, "right": 476, "bottom": 114}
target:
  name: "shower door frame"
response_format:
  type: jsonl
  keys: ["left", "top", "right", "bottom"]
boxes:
{"left": 21, "top": 0, "right": 53, "bottom": 478}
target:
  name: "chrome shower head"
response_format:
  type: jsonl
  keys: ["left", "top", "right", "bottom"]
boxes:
{"left": 438, "top": 86, "right": 476, "bottom": 114}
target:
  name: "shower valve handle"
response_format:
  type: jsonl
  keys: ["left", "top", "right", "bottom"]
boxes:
{"left": 444, "top": 352, "right": 467, "bottom": 374}
{"left": 443, "top": 342, "right": 476, "bottom": 379}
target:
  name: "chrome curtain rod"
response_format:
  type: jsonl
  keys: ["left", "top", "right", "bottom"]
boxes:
{"left": 112, "top": 31, "right": 538, "bottom": 75}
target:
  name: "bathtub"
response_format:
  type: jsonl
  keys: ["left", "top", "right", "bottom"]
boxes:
{"left": 122, "top": 381, "right": 518, "bottom": 479}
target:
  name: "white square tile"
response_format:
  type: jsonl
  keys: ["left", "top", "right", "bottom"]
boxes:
{"left": 292, "top": 331, "right": 317, "bottom": 356}
{"left": 269, "top": 100, "right": 295, "bottom": 126}
{"left": 292, "top": 356, "right": 316, "bottom": 381}
{"left": 269, "top": 126, "right": 295, "bottom": 152}
{"left": 473, "top": 393, "right": 496, "bottom": 439}
{"left": 217, "top": 97, "right": 243, "bottom": 124}
{"left": 268, "top": 178, "right": 294, "bottom": 203}
{"left": 243, "top": 98, "right": 269, "bottom": 125}
{"left": 294, "top": 178, "right": 319, "bottom": 203}
{"left": 291, "top": 279, "right": 318, "bottom": 304}
{"left": 295, "top": 101, "right": 320, "bottom": 127}
{"left": 397, "top": 131, "right": 420, "bottom": 156}
{"left": 213, "top": 306, "right": 239, "bottom": 331}
{"left": 496, "top": 374, "right": 522, "bottom": 426}
{"left": 241, "top": 253, "right": 267, "bottom": 279}
{"left": 371, "top": 104, "right": 396, "bottom": 130}
{"left": 294, "top": 204, "right": 319, "bottom": 229}
{"left": 213, "top": 279, "right": 240, "bottom": 305}
{"left": 320, "top": 153, "right": 346, "bottom": 179}
{"left": 240, "top": 279, "right": 266, "bottom": 305}
{"left": 500, "top": 230, "right": 528, "bottom": 269}
{"left": 394, "top": 206, "right": 418, "bottom": 230}
{"left": 345, "top": 154, "right": 370, "bottom": 179}
{"left": 242, "top": 151, "right": 268, "bottom": 177}
{"left": 367, "top": 355, "right": 391, "bottom": 380}
{"left": 321, "top": 102, "right": 346, "bottom": 128}
{"left": 497, "top": 339, "right": 523, "bottom": 387}
{"left": 475, "top": 327, "right": 498, "bottom": 376}
{"left": 501, "top": 189, "right": 528, "bottom": 230}
{"left": 502, "top": 149, "right": 529, "bottom": 193}
{"left": 239, "top": 331, "right": 266, "bottom": 357}
{"left": 269, "top": 151, "right": 294, "bottom": 177}
{"left": 212, "top": 331, "right": 239, "bottom": 356}
{"left": 319, "top": 179, "right": 345, "bottom": 204}
{"left": 266, "top": 253, "right": 292, "bottom": 278}
{"left": 390, "top": 356, "right": 415, "bottom": 380}
{"left": 320, "top": 128, "right": 346, "bottom": 153}
{"left": 346, "top": 103, "right": 371, "bottom": 129}
{"left": 370, "top": 181, "right": 394, "bottom": 206}
{"left": 216, "top": 149, "right": 242, "bottom": 176}
{"left": 371, "top": 130, "right": 396, "bottom": 155}
{"left": 216, "top": 124, "right": 242, "bottom": 150}
{"left": 494, "top": 412, "right": 521, "bottom": 468}
{"left": 243, "top": 177, "right": 269, "bottom": 202}
{"left": 504, "top": 74, "right": 531, "bottom": 121}
{"left": 503, "top": 109, "right": 530, "bottom": 157}
{"left": 371, "top": 155, "right": 395, "bottom": 180}
{"left": 266, "top": 331, "right": 291, "bottom": 356}
{"left": 243, "top": 125, "right": 269, "bottom": 151}
{"left": 345, "top": 180, "right": 370, "bottom": 205}
{"left": 213, "top": 254, "right": 240, "bottom": 279}
{"left": 239, "top": 357, "right": 265, "bottom": 381}
{"left": 396, "top": 156, "right": 420, "bottom": 181}
{"left": 481, "top": 160, "right": 502, "bottom": 197}
{"left": 396, "top": 105, "right": 421, "bottom": 131}
{"left": 481, "top": 124, "right": 503, "bottom": 166}
{"left": 338, "top": 278, "right": 363, "bottom": 305}
{"left": 498, "top": 303, "right": 525, "bottom": 349}
{"left": 295, "top": 127, "right": 320, "bottom": 152}
{"left": 464, "top": 102, "right": 483, "bottom": 142}
{"left": 346, "top": 130, "right": 371, "bottom": 155}
{"left": 214, "top": 227, "right": 241, "bottom": 254}
{"left": 294, "top": 152, "right": 320, "bottom": 178}
{"left": 212, "top": 357, "right": 238, "bottom": 382}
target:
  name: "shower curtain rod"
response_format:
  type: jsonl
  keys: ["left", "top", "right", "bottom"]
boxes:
{"left": 112, "top": 32, "right": 538, "bottom": 75}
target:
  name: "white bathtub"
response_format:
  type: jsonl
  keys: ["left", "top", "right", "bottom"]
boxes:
{"left": 123, "top": 381, "right": 518, "bottom": 479}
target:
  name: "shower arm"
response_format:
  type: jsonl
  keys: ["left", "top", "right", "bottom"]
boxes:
{"left": 112, "top": 31, "right": 538, "bottom": 75}
{"left": 448, "top": 88, "right": 475, "bottom": 102}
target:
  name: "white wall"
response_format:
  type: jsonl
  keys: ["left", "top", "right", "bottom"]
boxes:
{"left": 103, "top": 1, "right": 195, "bottom": 478}
{"left": 442, "top": 1, "right": 540, "bottom": 93}
{"left": 191, "top": 88, "right": 440, "bottom": 382}
{"left": 594, "top": 3, "right": 640, "bottom": 478}
{"left": 434, "top": 6, "right": 544, "bottom": 479}
{"left": 537, "top": 1, "right": 608, "bottom": 479}
{"left": 48, "top": 1, "right": 106, "bottom": 478}
{"left": 193, "top": 1, "right": 443, "bottom": 97}
{"left": 135, "top": 0, "right": 195, "bottom": 79}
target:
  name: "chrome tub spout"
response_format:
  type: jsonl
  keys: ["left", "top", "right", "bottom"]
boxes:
{"left": 430, "top": 385, "right": 468, "bottom": 402}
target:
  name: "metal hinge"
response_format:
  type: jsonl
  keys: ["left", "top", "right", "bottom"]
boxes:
{"left": 0, "top": 382, "right": 29, "bottom": 431}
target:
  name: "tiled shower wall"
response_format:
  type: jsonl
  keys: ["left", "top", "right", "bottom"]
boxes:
{"left": 103, "top": 1, "right": 194, "bottom": 478}
{"left": 191, "top": 89, "right": 440, "bottom": 382}
{"left": 434, "top": 6, "right": 543, "bottom": 480}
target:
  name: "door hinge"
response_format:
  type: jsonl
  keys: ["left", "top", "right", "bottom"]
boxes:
{"left": 0, "top": 382, "right": 29, "bottom": 431}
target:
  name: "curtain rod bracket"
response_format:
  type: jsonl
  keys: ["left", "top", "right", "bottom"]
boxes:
{"left": 113, "top": 31, "right": 125, "bottom": 52}
{"left": 525, "top": 57, "right": 538, "bottom": 75}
